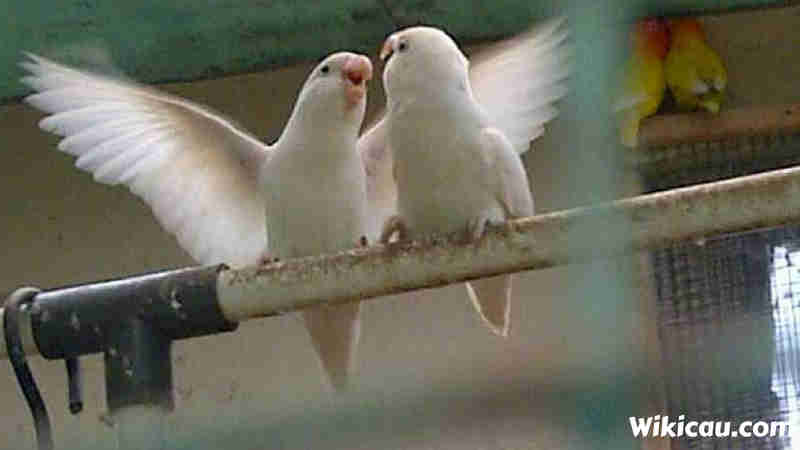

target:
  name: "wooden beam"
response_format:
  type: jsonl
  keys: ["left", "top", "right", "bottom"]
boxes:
{"left": 639, "top": 103, "right": 800, "bottom": 148}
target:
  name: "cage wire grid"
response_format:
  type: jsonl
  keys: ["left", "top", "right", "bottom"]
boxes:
{"left": 646, "top": 132, "right": 800, "bottom": 449}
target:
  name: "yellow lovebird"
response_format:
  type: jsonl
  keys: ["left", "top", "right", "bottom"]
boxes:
{"left": 665, "top": 18, "right": 727, "bottom": 114}
{"left": 615, "top": 18, "right": 670, "bottom": 147}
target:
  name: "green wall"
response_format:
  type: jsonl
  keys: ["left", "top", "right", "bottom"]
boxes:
{"left": 2, "top": 0, "right": 793, "bottom": 102}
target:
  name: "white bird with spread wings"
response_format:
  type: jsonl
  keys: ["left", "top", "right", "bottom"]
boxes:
{"left": 21, "top": 51, "right": 373, "bottom": 391}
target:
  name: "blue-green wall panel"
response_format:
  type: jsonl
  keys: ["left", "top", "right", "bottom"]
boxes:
{"left": 2, "top": 0, "right": 793, "bottom": 102}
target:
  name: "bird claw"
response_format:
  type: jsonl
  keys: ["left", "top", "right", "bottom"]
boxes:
{"left": 466, "top": 217, "right": 492, "bottom": 243}
{"left": 257, "top": 253, "right": 279, "bottom": 266}
{"left": 379, "top": 215, "right": 409, "bottom": 244}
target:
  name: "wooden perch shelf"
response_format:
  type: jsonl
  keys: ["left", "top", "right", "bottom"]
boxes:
{"left": 638, "top": 103, "right": 800, "bottom": 148}
{"left": 628, "top": 103, "right": 800, "bottom": 176}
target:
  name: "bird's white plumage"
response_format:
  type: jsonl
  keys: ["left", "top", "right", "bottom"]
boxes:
{"left": 21, "top": 51, "right": 372, "bottom": 391}
{"left": 21, "top": 53, "right": 270, "bottom": 268}
{"left": 469, "top": 17, "right": 570, "bottom": 153}
{"left": 480, "top": 127, "right": 534, "bottom": 218}
{"left": 360, "top": 18, "right": 570, "bottom": 240}
{"left": 357, "top": 117, "right": 393, "bottom": 240}
{"left": 376, "top": 19, "right": 567, "bottom": 336}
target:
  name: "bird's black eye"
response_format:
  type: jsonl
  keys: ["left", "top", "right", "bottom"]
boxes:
{"left": 398, "top": 41, "right": 408, "bottom": 52}
{"left": 320, "top": 65, "right": 330, "bottom": 75}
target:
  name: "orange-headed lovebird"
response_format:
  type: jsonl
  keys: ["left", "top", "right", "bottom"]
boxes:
{"left": 665, "top": 18, "right": 727, "bottom": 114}
{"left": 614, "top": 18, "right": 670, "bottom": 147}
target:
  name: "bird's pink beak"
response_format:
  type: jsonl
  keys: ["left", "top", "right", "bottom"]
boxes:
{"left": 343, "top": 55, "right": 372, "bottom": 107}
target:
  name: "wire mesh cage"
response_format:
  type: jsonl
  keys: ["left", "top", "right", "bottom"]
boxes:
{"left": 645, "top": 132, "right": 800, "bottom": 449}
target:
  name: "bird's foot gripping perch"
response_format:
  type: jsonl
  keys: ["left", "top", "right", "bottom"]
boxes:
{"left": 379, "top": 215, "right": 409, "bottom": 244}
{"left": 466, "top": 216, "right": 493, "bottom": 243}
{"left": 466, "top": 214, "right": 517, "bottom": 244}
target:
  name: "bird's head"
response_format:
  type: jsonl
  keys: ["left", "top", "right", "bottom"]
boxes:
{"left": 632, "top": 18, "right": 670, "bottom": 59}
{"left": 294, "top": 52, "right": 373, "bottom": 125}
{"left": 667, "top": 18, "right": 706, "bottom": 42}
{"left": 380, "top": 26, "right": 470, "bottom": 100}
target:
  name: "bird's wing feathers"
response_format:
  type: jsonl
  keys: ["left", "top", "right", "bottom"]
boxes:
{"left": 612, "top": 91, "right": 647, "bottom": 113}
{"left": 482, "top": 127, "right": 535, "bottom": 218}
{"left": 463, "top": 128, "right": 533, "bottom": 338}
{"left": 469, "top": 17, "right": 570, "bottom": 154}
{"left": 21, "top": 53, "right": 270, "bottom": 267}
{"left": 357, "top": 117, "right": 395, "bottom": 241}
{"left": 690, "top": 78, "right": 711, "bottom": 95}
{"left": 614, "top": 50, "right": 662, "bottom": 114}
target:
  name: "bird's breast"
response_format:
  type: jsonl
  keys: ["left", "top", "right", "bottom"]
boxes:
{"left": 388, "top": 106, "right": 496, "bottom": 236}
{"left": 261, "top": 153, "right": 367, "bottom": 258}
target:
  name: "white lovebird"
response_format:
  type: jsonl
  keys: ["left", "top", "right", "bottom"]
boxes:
{"left": 362, "top": 19, "right": 569, "bottom": 337}
{"left": 20, "top": 51, "right": 373, "bottom": 391}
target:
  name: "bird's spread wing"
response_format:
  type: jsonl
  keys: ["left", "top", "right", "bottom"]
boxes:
{"left": 21, "top": 53, "right": 270, "bottom": 267}
{"left": 469, "top": 16, "right": 571, "bottom": 154}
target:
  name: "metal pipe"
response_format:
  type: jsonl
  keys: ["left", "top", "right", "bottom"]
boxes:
{"left": 5, "top": 165, "right": 800, "bottom": 355}
{"left": 29, "top": 265, "right": 235, "bottom": 360}
{"left": 106, "top": 319, "right": 173, "bottom": 450}
{"left": 216, "top": 164, "right": 800, "bottom": 321}
{"left": 0, "top": 308, "right": 39, "bottom": 359}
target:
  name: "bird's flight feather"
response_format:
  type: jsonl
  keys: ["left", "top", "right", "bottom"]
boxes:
{"left": 21, "top": 53, "right": 270, "bottom": 267}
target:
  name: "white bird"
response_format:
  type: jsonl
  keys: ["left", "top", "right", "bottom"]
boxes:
{"left": 20, "top": 51, "right": 373, "bottom": 391}
{"left": 362, "top": 19, "right": 569, "bottom": 337}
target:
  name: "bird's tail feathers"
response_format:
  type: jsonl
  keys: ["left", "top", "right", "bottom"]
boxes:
{"left": 465, "top": 275, "right": 512, "bottom": 337}
{"left": 303, "top": 302, "right": 362, "bottom": 392}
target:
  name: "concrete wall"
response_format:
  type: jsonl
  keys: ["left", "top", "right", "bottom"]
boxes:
{"left": 0, "top": 5, "right": 798, "bottom": 449}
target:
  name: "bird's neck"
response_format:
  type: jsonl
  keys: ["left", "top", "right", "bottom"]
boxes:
{"left": 388, "top": 78, "right": 471, "bottom": 115}
{"left": 670, "top": 20, "right": 705, "bottom": 42}
{"left": 634, "top": 36, "right": 668, "bottom": 60}
{"left": 670, "top": 31, "right": 704, "bottom": 49}
{"left": 633, "top": 43, "right": 667, "bottom": 62}
{"left": 278, "top": 112, "right": 359, "bottom": 162}
{"left": 279, "top": 96, "right": 360, "bottom": 153}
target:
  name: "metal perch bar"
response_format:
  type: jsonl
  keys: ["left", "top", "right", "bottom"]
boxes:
{"left": 217, "top": 164, "right": 800, "bottom": 321}
{"left": 5, "top": 164, "right": 800, "bottom": 357}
